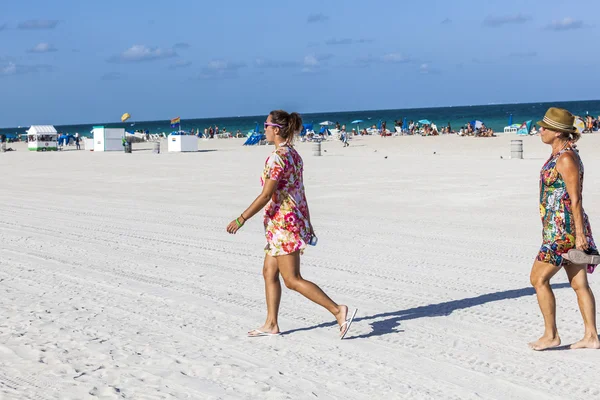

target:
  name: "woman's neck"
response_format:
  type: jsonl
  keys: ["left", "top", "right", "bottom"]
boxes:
{"left": 551, "top": 139, "right": 569, "bottom": 155}
{"left": 273, "top": 138, "right": 288, "bottom": 148}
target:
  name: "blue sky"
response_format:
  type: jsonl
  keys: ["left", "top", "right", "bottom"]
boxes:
{"left": 1, "top": 0, "right": 598, "bottom": 127}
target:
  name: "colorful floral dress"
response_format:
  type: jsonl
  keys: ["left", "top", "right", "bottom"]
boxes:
{"left": 538, "top": 146, "right": 597, "bottom": 272}
{"left": 261, "top": 144, "right": 311, "bottom": 256}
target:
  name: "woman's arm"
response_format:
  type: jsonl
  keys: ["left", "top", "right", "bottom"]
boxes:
{"left": 303, "top": 194, "right": 314, "bottom": 234}
{"left": 557, "top": 152, "right": 588, "bottom": 250}
{"left": 226, "top": 179, "right": 278, "bottom": 234}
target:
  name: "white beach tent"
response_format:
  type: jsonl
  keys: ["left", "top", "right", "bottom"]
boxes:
{"left": 27, "top": 125, "right": 58, "bottom": 151}
{"left": 92, "top": 126, "right": 124, "bottom": 152}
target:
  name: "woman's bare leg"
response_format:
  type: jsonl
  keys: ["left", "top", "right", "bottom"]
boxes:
{"left": 529, "top": 260, "right": 562, "bottom": 350}
{"left": 249, "top": 254, "right": 281, "bottom": 335}
{"left": 277, "top": 251, "right": 349, "bottom": 331}
{"left": 564, "top": 263, "right": 600, "bottom": 349}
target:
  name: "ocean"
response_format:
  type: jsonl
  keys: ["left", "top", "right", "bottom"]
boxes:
{"left": 2, "top": 100, "right": 599, "bottom": 138}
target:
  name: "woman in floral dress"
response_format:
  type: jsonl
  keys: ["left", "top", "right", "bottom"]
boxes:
{"left": 227, "top": 110, "right": 357, "bottom": 339}
{"left": 529, "top": 107, "right": 600, "bottom": 351}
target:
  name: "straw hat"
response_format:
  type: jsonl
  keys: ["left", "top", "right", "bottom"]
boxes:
{"left": 537, "top": 107, "right": 576, "bottom": 134}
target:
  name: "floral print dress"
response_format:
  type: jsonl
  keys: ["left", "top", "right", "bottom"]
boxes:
{"left": 261, "top": 144, "right": 312, "bottom": 256}
{"left": 538, "top": 146, "right": 597, "bottom": 272}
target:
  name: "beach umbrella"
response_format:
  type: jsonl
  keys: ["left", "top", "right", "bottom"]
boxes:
{"left": 508, "top": 114, "right": 513, "bottom": 126}
{"left": 319, "top": 121, "right": 334, "bottom": 126}
{"left": 470, "top": 120, "right": 484, "bottom": 129}
{"left": 574, "top": 117, "right": 585, "bottom": 134}
{"left": 351, "top": 119, "right": 363, "bottom": 132}
{"left": 418, "top": 119, "right": 431, "bottom": 125}
{"left": 121, "top": 112, "right": 131, "bottom": 122}
{"left": 402, "top": 117, "right": 407, "bottom": 131}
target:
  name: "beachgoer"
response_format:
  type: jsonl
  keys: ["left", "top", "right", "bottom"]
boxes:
{"left": 341, "top": 126, "right": 349, "bottom": 147}
{"left": 226, "top": 109, "right": 357, "bottom": 339}
{"left": 75, "top": 135, "right": 81, "bottom": 150}
{"left": 529, "top": 107, "right": 600, "bottom": 351}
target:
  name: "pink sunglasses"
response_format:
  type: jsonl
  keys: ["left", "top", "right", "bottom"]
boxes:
{"left": 264, "top": 122, "right": 284, "bottom": 129}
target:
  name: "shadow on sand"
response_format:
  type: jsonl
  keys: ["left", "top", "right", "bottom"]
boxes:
{"left": 282, "top": 283, "right": 571, "bottom": 339}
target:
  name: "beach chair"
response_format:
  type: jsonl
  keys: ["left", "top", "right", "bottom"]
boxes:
{"left": 243, "top": 133, "right": 266, "bottom": 145}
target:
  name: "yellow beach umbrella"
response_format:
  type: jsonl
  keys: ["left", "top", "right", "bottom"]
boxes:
{"left": 573, "top": 116, "right": 585, "bottom": 134}
{"left": 121, "top": 113, "right": 131, "bottom": 122}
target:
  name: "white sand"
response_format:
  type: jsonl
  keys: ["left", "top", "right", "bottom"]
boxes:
{"left": 1, "top": 134, "right": 600, "bottom": 399}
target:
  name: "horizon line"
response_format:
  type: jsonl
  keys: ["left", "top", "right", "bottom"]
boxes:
{"left": 2, "top": 98, "right": 599, "bottom": 130}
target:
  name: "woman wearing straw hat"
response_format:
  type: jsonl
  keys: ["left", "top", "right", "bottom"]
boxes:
{"left": 226, "top": 110, "right": 357, "bottom": 339}
{"left": 529, "top": 107, "right": 600, "bottom": 351}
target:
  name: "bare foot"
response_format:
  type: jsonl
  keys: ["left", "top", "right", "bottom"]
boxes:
{"left": 570, "top": 336, "right": 600, "bottom": 349}
{"left": 528, "top": 335, "right": 561, "bottom": 351}
{"left": 334, "top": 305, "right": 349, "bottom": 337}
{"left": 248, "top": 323, "right": 279, "bottom": 337}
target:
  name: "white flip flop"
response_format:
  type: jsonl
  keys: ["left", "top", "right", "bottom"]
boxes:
{"left": 340, "top": 308, "right": 358, "bottom": 340}
{"left": 247, "top": 329, "right": 280, "bottom": 338}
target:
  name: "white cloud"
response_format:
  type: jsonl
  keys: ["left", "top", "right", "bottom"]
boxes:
{"left": 301, "top": 54, "right": 333, "bottom": 73}
{"left": 304, "top": 55, "right": 319, "bottom": 67}
{"left": 382, "top": 53, "right": 412, "bottom": 63}
{"left": 199, "top": 60, "right": 246, "bottom": 79}
{"left": 546, "top": 18, "right": 584, "bottom": 31}
{"left": 1, "top": 63, "right": 17, "bottom": 75}
{"left": 108, "top": 45, "right": 177, "bottom": 63}
{"left": 483, "top": 14, "right": 531, "bottom": 27}
{"left": 356, "top": 52, "right": 414, "bottom": 67}
{"left": 0, "top": 62, "right": 52, "bottom": 76}
{"left": 419, "top": 63, "right": 441, "bottom": 75}
{"left": 169, "top": 60, "right": 192, "bottom": 70}
{"left": 255, "top": 58, "right": 300, "bottom": 68}
{"left": 28, "top": 43, "right": 57, "bottom": 53}
{"left": 18, "top": 20, "right": 59, "bottom": 30}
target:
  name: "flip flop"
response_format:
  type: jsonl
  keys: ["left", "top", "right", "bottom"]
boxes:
{"left": 339, "top": 308, "right": 358, "bottom": 340}
{"left": 247, "top": 329, "right": 280, "bottom": 338}
{"left": 565, "top": 249, "right": 600, "bottom": 265}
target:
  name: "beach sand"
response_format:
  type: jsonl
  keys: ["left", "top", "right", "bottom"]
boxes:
{"left": 1, "top": 134, "right": 600, "bottom": 399}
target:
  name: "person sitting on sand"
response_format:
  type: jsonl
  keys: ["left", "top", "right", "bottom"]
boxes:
{"left": 226, "top": 109, "right": 357, "bottom": 339}
{"left": 529, "top": 107, "right": 600, "bottom": 351}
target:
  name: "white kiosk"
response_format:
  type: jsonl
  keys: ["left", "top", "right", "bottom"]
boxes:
{"left": 168, "top": 134, "right": 198, "bottom": 152}
{"left": 27, "top": 125, "right": 58, "bottom": 151}
{"left": 92, "top": 126, "right": 124, "bottom": 152}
